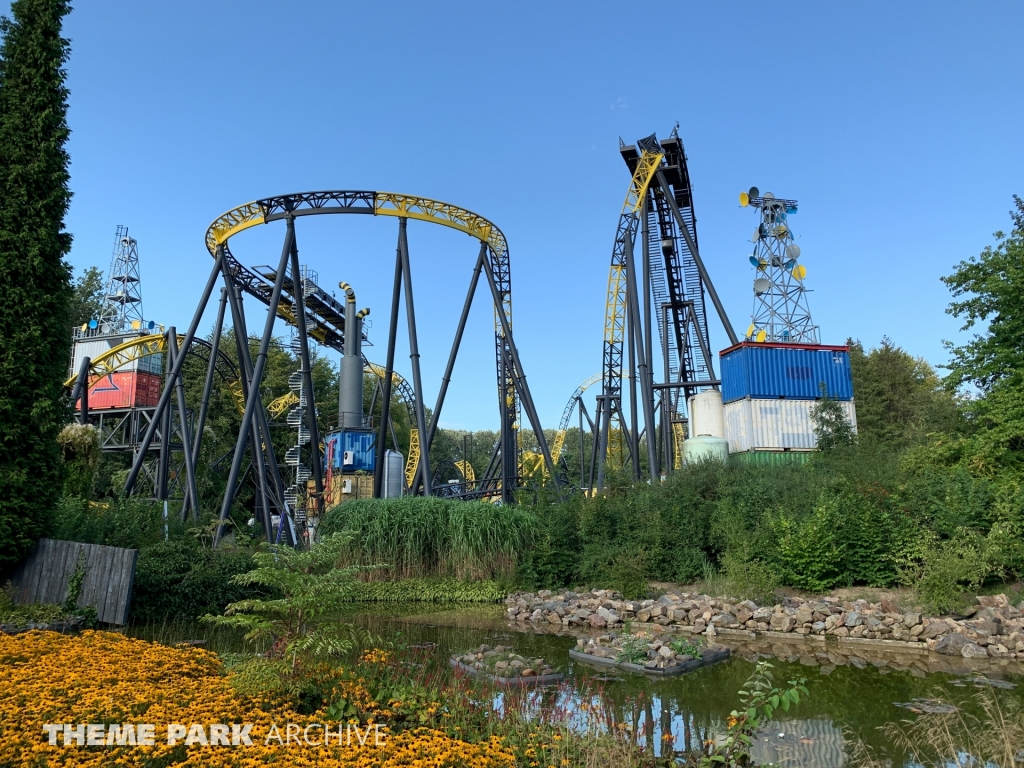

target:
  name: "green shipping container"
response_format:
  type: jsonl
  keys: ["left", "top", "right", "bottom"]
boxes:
{"left": 729, "top": 450, "right": 812, "bottom": 467}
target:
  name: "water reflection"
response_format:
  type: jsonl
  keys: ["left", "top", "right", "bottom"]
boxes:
{"left": 354, "top": 604, "right": 1024, "bottom": 767}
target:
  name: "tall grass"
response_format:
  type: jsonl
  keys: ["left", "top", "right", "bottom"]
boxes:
{"left": 318, "top": 497, "right": 537, "bottom": 580}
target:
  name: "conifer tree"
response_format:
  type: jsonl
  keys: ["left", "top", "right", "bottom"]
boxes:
{"left": 0, "top": 0, "right": 73, "bottom": 570}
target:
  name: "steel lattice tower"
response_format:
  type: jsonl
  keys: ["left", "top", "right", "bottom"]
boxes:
{"left": 743, "top": 191, "right": 819, "bottom": 344}
{"left": 98, "top": 225, "right": 145, "bottom": 332}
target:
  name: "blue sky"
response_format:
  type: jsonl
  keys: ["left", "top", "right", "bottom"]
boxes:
{"left": 53, "top": 1, "right": 1024, "bottom": 430}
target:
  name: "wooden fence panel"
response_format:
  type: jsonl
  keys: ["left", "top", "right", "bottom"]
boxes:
{"left": 9, "top": 539, "right": 139, "bottom": 625}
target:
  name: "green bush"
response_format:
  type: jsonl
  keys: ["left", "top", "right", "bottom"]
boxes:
{"left": 51, "top": 494, "right": 172, "bottom": 551}
{"left": 130, "top": 539, "right": 258, "bottom": 623}
{"left": 908, "top": 530, "right": 993, "bottom": 615}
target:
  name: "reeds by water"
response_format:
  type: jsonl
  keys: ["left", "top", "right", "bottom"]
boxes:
{"left": 319, "top": 497, "right": 537, "bottom": 581}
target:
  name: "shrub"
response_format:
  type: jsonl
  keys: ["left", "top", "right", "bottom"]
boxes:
{"left": 130, "top": 538, "right": 257, "bottom": 623}
{"left": 908, "top": 529, "right": 993, "bottom": 614}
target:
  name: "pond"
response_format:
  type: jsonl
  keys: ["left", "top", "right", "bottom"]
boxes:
{"left": 132, "top": 604, "right": 1024, "bottom": 767}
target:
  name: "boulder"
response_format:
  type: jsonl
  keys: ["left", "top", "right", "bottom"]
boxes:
{"left": 961, "top": 642, "right": 988, "bottom": 659}
{"left": 752, "top": 607, "right": 773, "bottom": 622}
{"left": 770, "top": 614, "right": 796, "bottom": 633}
{"left": 794, "top": 607, "right": 814, "bottom": 625}
{"left": 935, "top": 633, "right": 967, "bottom": 656}
{"left": 920, "top": 621, "right": 949, "bottom": 640}
{"left": 589, "top": 614, "right": 607, "bottom": 629}
{"left": 844, "top": 612, "right": 863, "bottom": 628}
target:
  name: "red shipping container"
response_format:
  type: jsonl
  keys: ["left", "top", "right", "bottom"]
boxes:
{"left": 77, "top": 371, "right": 163, "bottom": 410}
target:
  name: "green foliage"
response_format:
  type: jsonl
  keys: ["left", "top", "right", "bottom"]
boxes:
{"left": 52, "top": 494, "right": 171, "bottom": 551}
{"left": 770, "top": 487, "right": 914, "bottom": 591}
{"left": 0, "top": 0, "right": 74, "bottom": 572}
{"left": 514, "top": 493, "right": 582, "bottom": 589}
{"left": 61, "top": 551, "right": 85, "bottom": 613}
{"left": 942, "top": 196, "right": 1024, "bottom": 393}
{"left": 849, "top": 337, "right": 963, "bottom": 446}
{"left": 68, "top": 265, "right": 104, "bottom": 327}
{"left": 905, "top": 529, "right": 993, "bottom": 614}
{"left": 614, "top": 632, "right": 649, "bottom": 665}
{"left": 343, "top": 577, "right": 504, "bottom": 603}
{"left": 701, "top": 661, "right": 808, "bottom": 767}
{"left": 130, "top": 538, "right": 257, "bottom": 623}
{"left": 202, "top": 532, "right": 375, "bottom": 663}
{"left": 666, "top": 636, "right": 704, "bottom": 657}
{"left": 56, "top": 424, "right": 100, "bottom": 498}
{"left": 319, "top": 497, "right": 537, "bottom": 580}
{"left": 718, "top": 552, "right": 780, "bottom": 604}
{"left": 810, "top": 384, "right": 855, "bottom": 451}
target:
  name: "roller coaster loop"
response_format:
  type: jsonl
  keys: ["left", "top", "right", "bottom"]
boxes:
{"left": 122, "top": 189, "right": 558, "bottom": 547}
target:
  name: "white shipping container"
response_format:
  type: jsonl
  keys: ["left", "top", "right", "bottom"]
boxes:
{"left": 70, "top": 332, "right": 164, "bottom": 378}
{"left": 723, "top": 398, "right": 857, "bottom": 453}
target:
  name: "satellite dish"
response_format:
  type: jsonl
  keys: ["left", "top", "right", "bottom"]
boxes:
{"left": 774, "top": 225, "right": 788, "bottom": 238}
{"left": 784, "top": 259, "right": 796, "bottom": 270}
{"left": 755, "top": 329, "right": 767, "bottom": 343}
{"left": 88, "top": 319, "right": 98, "bottom": 329}
{"left": 748, "top": 186, "right": 759, "bottom": 199}
{"left": 753, "top": 278, "right": 771, "bottom": 295}
{"left": 80, "top": 323, "right": 88, "bottom": 332}
{"left": 792, "top": 264, "right": 808, "bottom": 280}
{"left": 786, "top": 244, "right": 801, "bottom": 259}
{"left": 785, "top": 204, "right": 798, "bottom": 214}
{"left": 752, "top": 229, "right": 761, "bottom": 242}
{"left": 101, "top": 323, "right": 110, "bottom": 333}
{"left": 739, "top": 191, "right": 750, "bottom": 207}
{"left": 131, "top": 319, "right": 141, "bottom": 330}
{"left": 746, "top": 324, "right": 756, "bottom": 339}
{"left": 148, "top": 320, "right": 156, "bottom": 330}
{"left": 763, "top": 192, "right": 775, "bottom": 200}
{"left": 748, "top": 256, "right": 759, "bottom": 266}
{"left": 121, "top": 238, "right": 131, "bottom": 247}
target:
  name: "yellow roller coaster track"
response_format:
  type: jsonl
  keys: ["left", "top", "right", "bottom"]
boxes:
{"left": 603, "top": 151, "right": 663, "bottom": 469}
{"left": 205, "top": 191, "right": 521, "bottom": 487}
{"left": 63, "top": 334, "right": 171, "bottom": 389}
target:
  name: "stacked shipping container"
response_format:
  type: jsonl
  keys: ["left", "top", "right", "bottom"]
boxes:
{"left": 719, "top": 342, "right": 856, "bottom": 456}
{"left": 76, "top": 371, "right": 162, "bottom": 410}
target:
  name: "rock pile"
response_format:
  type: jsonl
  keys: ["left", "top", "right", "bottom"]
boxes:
{"left": 505, "top": 590, "right": 1024, "bottom": 659}
{"left": 575, "top": 629, "right": 728, "bottom": 671}
{"left": 452, "top": 644, "right": 557, "bottom": 679}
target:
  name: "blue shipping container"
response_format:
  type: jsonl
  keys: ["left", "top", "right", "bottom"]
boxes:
{"left": 720, "top": 342, "right": 853, "bottom": 404}
{"left": 323, "top": 430, "right": 376, "bottom": 473}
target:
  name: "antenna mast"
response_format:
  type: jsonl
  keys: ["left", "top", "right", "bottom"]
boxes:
{"left": 741, "top": 189, "right": 818, "bottom": 344}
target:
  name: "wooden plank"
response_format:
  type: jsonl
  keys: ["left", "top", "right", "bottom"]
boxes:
{"left": 27, "top": 539, "right": 52, "bottom": 604}
{"left": 56, "top": 541, "right": 80, "bottom": 606}
{"left": 35, "top": 539, "right": 61, "bottom": 605}
{"left": 118, "top": 549, "right": 139, "bottom": 624}
{"left": 16, "top": 540, "right": 43, "bottom": 603}
{"left": 110, "top": 549, "right": 131, "bottom": 624}
{"left": 92, "top": 545, "right": 115, "bottom": 621}
{"left": 98, "top": 546, "right": 120, "bottom": 623}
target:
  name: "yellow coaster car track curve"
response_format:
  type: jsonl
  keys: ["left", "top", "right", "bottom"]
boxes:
{"left": 205, "top": 190, "right": 522, "bottom": 485}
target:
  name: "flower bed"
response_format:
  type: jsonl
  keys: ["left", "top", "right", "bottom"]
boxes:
{"left": 0, "top": 630, "right": 514, "bottom": 768}
{"left": 449, "top": 644, "right": 564, "bottom": 687}
{"left": 569, "top": 630, "right": 731, "bottom": 676}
